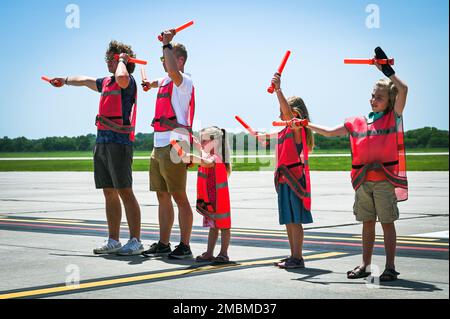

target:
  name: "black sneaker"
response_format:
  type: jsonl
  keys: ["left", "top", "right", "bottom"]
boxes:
{"left": 168, "top": 242, "right": 193, "bottom": 259}
{"left": 142, "top": 241, "right": 172, "bottom": 257}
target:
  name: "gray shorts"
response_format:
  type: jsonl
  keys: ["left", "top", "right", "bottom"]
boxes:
{"left": 94, "top": 143, "right": 133, "bottom": 189}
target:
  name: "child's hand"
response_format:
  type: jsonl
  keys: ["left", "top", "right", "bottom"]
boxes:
{"left": 289, "top": 119, "right": 309, "bottom": 129}
{"left": 374, "top": 47, "right": 395, "bottom": 77}
{"left": 271, "top": 73, "right": 281, "bottom": 91}
{"left": 49, "top": 78, "right": 65, "bottom": 88}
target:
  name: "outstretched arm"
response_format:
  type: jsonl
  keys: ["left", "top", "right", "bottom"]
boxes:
{"left": 50, "top": 76, "right": 98, "bottom": 92}
{"left": 307, "top": 123, "right": 348, "bottom": 137}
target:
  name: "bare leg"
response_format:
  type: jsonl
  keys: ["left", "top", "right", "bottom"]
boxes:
{"left": 381, "top": 222, "right": 397, "bottom": 269}
{"left": 362, "top": 220, "right": 377, "bottom": 268}
{"left": 290, "top": 224, "right": 304, "bottom": 259}
{"left": 285, "top": 224, "right": 294, "bottom": 257}
{"left": 206, "top": 228, "right": 219, "bottom": 257}
{"left": 103, "top": 188, "right": 122, "bottom": 241}
{"left": 117, "top": 188, "right": 141, "bottom": 240}
{"left": 157, "top": 191, "right": 174, "bottom": 245}
{"left": 219, "top": 229, "right": 231, "bottom": 257}
{"left": 171, "top": 191, "right": 193, "bottom": 245}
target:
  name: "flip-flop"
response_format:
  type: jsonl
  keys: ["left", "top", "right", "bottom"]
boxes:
{"left": 380, "top": 268, "right": 400, "bottom": 282}
{"left": 195, "top": 253, "right": 214, "bottom": 262}
{"left": 347, "top": 266, "right": 371, "bottom": 279}
{"left": 213, "top": 254, "right": 230, "bottom": 264}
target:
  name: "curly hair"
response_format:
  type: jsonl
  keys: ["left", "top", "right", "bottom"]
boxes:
{"left": 106, "top": 40, "right": 137, "bottom": 74}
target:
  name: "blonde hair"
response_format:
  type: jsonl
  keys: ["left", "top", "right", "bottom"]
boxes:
{"left": 199, "top": 126, "right": 232, "bottom": 175}
{"left": 287, "top": 96, "right": 315, "bottom": 151}
{"left": 374, "top": 78, "right": 398, "bottom": 114}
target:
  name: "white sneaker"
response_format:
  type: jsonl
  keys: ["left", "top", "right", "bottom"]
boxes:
{"left": 93, "top": 238, "right": 122, "bottom": 255}
{"left": 116, "top": 238, "right": 144, "bottom": 256}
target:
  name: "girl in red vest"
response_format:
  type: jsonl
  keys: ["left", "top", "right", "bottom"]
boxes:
{"left": 255, "top": 74, "right": 315, "bottom": 269}
{"left": 175, "top": 127, "right": 233, "bottom": 263}
{"left": 306, "top": 47, "right": 409, "bottom": 281}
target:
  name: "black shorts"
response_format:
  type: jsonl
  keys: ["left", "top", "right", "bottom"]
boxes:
{"left": 94, "top": 143, "right": 133, "bottom": 189}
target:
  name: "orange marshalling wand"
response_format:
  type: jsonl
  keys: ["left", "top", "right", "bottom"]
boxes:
{"left": 344, "top": 58, "right": 394, "bottom": 65}
{"left": 158, "top": 20, "right": 194, "bottom": 41}
{"left": 268, "top": 50, "right": 291, "bottom": 94}
{"left": 114, "top": 54, "right": 147, "bottom": 65}
{"left": 272, "top": 119, "right": 309, "bottom": 127}
{"left": 140, "top": 67, "right": 150, "bottom": 92}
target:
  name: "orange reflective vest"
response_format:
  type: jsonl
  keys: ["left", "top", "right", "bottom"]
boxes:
{"left": 275, "top": 127, "right": 312, "bottom": 211}
{"left": 95, "top": 77, "right": 137, "bottom": 141}
{"left": 151, "top": 79, "right": 195, "bottom": 135}
{"left": 196, "top": 158, "right": 231, "bottom": 229}
{"left": 345, "top": 110, "right": 408, "bottom": 201}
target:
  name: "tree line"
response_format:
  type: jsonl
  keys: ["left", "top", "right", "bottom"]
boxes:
{"left": 0, "top": 127, "right": 448, "bottom": 152}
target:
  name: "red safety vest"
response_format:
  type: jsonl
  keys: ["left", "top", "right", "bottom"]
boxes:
{"left": 275, "top": 127, "right": 312, "bottom": 211}
{"left": 196, "top": 157, "right": 231, "bottom": 229}
{"left": 95, "top": 77, "right": 137, "bottom": 141}
{"left": 345, "top": 110, "right": 408, "bottom": 201}
{"left": 151, "top": 78, "right": 195, "bottom": 135}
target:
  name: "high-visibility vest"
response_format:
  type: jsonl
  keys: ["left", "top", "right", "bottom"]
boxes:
{"left": 151, "top": 78, "right": 195, "bottom": 135}
{"left": 196, "top": 158, "right": 231, "bottom": 229}
{"left": 345, "top": 110, "right": 408, "bottom": 201}
{"left": 274, "top": 127, "right": 312, "bottom": 211}
{"left": 95, "top": 76, "right": 137, "bottom": 141}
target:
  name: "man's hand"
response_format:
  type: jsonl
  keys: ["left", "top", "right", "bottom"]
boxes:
{"left": 289, "top": 118, "right": 309, "bottom": 129}
{"left": 118, "top": 53, "right": 129, "bottom": 65}
{"left": 161, "top": 29, "right": 176, "bottom": 45}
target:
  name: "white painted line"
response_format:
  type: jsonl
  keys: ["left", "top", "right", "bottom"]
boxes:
{"left": 0, "top": 152, "right": 448, "bottom": 161}
{"left": 411, "top": 231, "right": 449, "bottom": 239}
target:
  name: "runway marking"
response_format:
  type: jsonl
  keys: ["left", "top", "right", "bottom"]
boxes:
{"left": 411, "top": 231, "right": 449, "bottom": 239}
{"left": 0, "top": 217, "right": 448, "bottom": 248}
{"left": 0, "top": 251, "right": 346, "bottom": 299}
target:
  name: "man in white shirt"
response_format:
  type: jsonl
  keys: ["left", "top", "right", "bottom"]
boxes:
{"left": 142, "top": 30, "right": 195, "bottom": 259}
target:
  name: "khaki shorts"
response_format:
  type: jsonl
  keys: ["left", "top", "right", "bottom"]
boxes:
{"left": 149, "top": 144, "right": 187, "bottom": 193}
{"left": 353, "top": 181, "right": 399, "bottom": 223}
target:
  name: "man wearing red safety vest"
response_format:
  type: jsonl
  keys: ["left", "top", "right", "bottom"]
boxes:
{"left": 48, "top": 41, "right": 143, "bottom": 256}
{"left": 141, "top": 30, "right": 195, "bottom": 259}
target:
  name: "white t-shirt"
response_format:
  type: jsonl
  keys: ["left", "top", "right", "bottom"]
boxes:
{"left": 154, "top": 73, "right": 194, "bottom": 147}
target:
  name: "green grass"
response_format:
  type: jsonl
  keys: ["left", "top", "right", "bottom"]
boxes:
{"left": 0, "top": 148, "right": 447, "bottom": 158}
{"left": 1, "top": 155, "right": 447, "bottom": 172}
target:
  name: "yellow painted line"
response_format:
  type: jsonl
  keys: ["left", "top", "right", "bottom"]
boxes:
{"left": 0, "top": 251, "right": 346, "bottom": 299}
{"left": 1, "top": 218, "right": 447, "bottom": 246}
{"left": 37, "top": 219, "right": 84, "bottom": 223}
{"left": 352, "top": 235, "right": 439, "bottom": 242}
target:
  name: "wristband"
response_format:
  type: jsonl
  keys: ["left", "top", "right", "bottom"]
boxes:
{"left": 163, "top": 43, "right": 173, "bottom": 50}
{"left": 65, "top": 77, "right": 69, "bottom": 85}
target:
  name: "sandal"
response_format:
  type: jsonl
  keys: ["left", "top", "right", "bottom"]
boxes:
{"left": 213, "top": 254, "right": 230, "bottom": 264}
{"left": 347, "top": 266, "right": 371, "bottom": 279}
{"left": 195, "top": 253, "right": 214, "bottom": 263}
{"left": 380, "top": 268, "right": 400, "bottom": 282}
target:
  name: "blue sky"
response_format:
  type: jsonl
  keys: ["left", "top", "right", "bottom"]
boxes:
{"left": 0, "top": 0, "right": 448, "bottom": 138}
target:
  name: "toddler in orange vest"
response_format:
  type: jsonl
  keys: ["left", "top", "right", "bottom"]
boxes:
{"left": 175, "top": 126, "right": 232, "bottom": 263}
{"left": 305, "top": 47, "right": 409, "bottom": 281}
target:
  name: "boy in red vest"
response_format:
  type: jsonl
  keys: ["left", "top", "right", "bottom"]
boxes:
{"left": 141, "top": 29, "right": 195, "bottom": 259}
{"left": 306, "top": 47, "right": 408, "bottom": 281}
{"left": 47, "top": 41, "right": 143, "bottom": 256}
